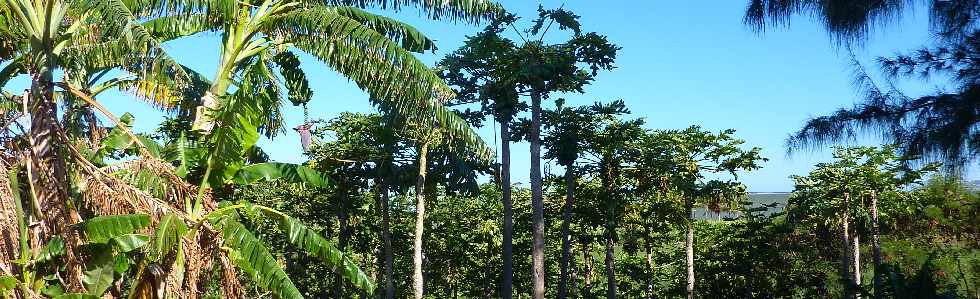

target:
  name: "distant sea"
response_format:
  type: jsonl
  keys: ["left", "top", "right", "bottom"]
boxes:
{"left": 692, "top": 192, "right": 789, "bottom": 220}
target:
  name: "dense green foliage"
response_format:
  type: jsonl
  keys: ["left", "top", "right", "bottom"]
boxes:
{"left": 2, "top": 0, "right": 979, "bottom": 298}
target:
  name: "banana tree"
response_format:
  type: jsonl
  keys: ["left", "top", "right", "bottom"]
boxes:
{"left": 134, "top": 0, "right": 499, "bottom": 180}
{"left": 0, "top": 0, "right": 190, "bottom": 291}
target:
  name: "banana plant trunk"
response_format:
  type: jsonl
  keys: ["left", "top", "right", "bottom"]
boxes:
{"left": 413, "top": 141, "right": 430, "bottom": 299}
{"left": 870, "top": 192, "right": 883, "bottom": 299}
{"left": 559, "top": 163, "right": 576, "bottom": 299}
{"left": 500, "top": 120, "right": 514, "bottom": 299}
{"left": 530, "top": 90, "right": 546, "bottom": 299}
{"left": 686, "top": 196, "right": 695, "bottom": 299}
{"left": 841, "top": 192, "right": 852, "bottom": 299}
{"left": 28, "top": 64, "right": 82, "bottom": 290}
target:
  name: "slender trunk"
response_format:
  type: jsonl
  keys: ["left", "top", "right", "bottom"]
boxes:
{"left": 645, "top": 228, "right": 654, "bottom": 299}
{"left": 379, "top": 178, "right": 395, "bottom": 299}
{"left": 559, "top": 164, "right": 576, "bottom": 299}
{"left": 841, "top": 192, "right": 852, "bottom": 299}
{"left": 335, "top": 181, "right": 349, "bottom": 298}
{"left": 484, "top": 234, "right": 493, "bottom": 299}
{"left": 686, "top": 196, "right": 695, "bottom": 299}
{"left": 603, "top": 160, "right": 617, "bottom": 299}
{"left": 870, "top": 192, "right": 883, "bottom": 299}
{"left": 744, "top": 228, "right": 754, "bottom": 299}
{"left": 413, "top": 141, "right": 430, "bottom": 299}
{"left": 853, "top": 234, "right": 861, "bottom": 299}
{"left": 500, "top": 121, "right": 514, "bottom": 299}
{"left": 530, "top": 90, "right": 546, "bottom": 299}
{"left": 604, "top": 223, "right": 616, "bottom": 299}
{"left": 583, "top": 238, "right": 593, "bottom": 293}
{"left": 571, "top": 245, "right": 579, "bottom": 299}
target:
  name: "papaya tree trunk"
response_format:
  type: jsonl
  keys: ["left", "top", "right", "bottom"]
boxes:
{"left": 841, "top": 192, "right": 852, "bottom": 299}
{"left": 571, "top": 245, "right": 579, "bottom": 299}
{"left": 413, "top": 141, "right": 430, "bottom": 299}
{"left": 744, "top": 227, "right": 755, "bottom": 299}
{"left": 603, "top": 159, "right": 617, "bottom": 299}
{"left": 335, "top": 180, "right": 350, "bottom": 298}
{"left": 500, "top": 120, "right": 514, "bottom": 299}
{"left": 559, "top": 163, "right": 576, "bottom": 299}
{"left": 645, "top": 228, "right": 655, "bottom": 299}
{"left": 853, "top": 234, "right": 861, "bottom": 299}
{"left": 379, "top": 177, "right": 395, "bottom": 299}
{"left": 530, "top": 90, "right": 546, "bottom": 299}
{"left": 870, "top": 191, "right": 883, "bottom": 299}
{"left": 583, "top": 238, "right": 593, "bottom": 293}
{"left": 484, "top": 233, "right": 494, "bottom": 299}
{"left": 686, "top": 196, "right": 695, "bottom": 299}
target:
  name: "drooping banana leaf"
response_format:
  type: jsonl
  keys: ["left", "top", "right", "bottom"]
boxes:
{"left": 77, "top": 214, "right": 151, "bottom": 244}
{"left": 231, "top": 162, "right": 329, "bottom": 188}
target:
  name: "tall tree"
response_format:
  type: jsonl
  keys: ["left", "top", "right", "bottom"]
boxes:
{"left": 509, "top": 8, "right": 619, "bottom": 297}
{"left": 544, "top": 99, "right": 629, "bottom": 299}
{"left": 438, "top": 15, "right": 525, "bottom": 297}
{"left": 581, "top": 104, "right": 644, "bottom": 299}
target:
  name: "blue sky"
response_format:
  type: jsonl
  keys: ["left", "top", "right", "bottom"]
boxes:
{"left": 22, "top": 0, "right": 968, "bottom": 191}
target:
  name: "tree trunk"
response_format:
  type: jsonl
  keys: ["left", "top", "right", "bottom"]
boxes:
{"left": 870, "top": 192, "right": 883, "bottom": 299}
{"left": 841, "top": 192, "right": 852, "bottom": 299}
{"left": 583, "top": 238, "right": 593, "bottom": 294}
{"left": 530, "top": 90, "right": 546, "bottom": 299}
{"left": 484, "top": 234, "right": 494, "bottom": 299}
{"left": 604, "top": 220, "right": 616, "bottom": 299}
{"left": 379, "top": 177, "right": 395, "bottom": 299}
{"left": 559, "top": 164, "right": 576, "bottom": 299}
{"left": 413, "top": 141, "right": 430, "bottom": 299}
{"left": 26, "top": 33, "right": 83, "bottom": 292}
{"left": 500, "top": 121, "right": 514, "bottom": 299}
{"left": 571, "top": 245, "right": 580, "bottom": 299}
{"left": 645, "top": 228, "right": 654, "bottom": 299}
{"left": 744, "top": 228, "right": 754, "bottom": 299}
{"left": 335, "top": 180, "right": 350, "bottom": 298}
{"left": 603, "top": 160, "right": 617, "bottom": 299}
{"left": 853, "top": 234, "right": 861, "bottom": 299}
{"left": 686, "top": 196, "right": 695, "bottom": 299}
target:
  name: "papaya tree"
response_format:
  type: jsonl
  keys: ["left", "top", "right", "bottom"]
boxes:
{"left": 788, "top": 146, "right": 937, "bottom": 298}
{"left": 636, "top": 126, "right": 765, "bottom": 299}
{"left": 580, "top": 109, "right": 645, "bottom": 299}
